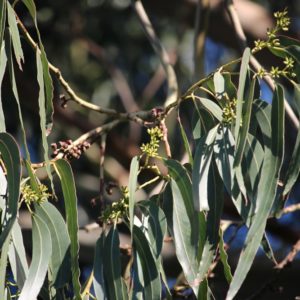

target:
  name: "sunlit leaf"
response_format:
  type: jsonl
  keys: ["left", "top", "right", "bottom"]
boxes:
{"left": 19, "top": 214, "right": 52, "bottom": 300}
{"left": 7, "top": 3, "right": 24, "bottom": 70}
{"left": 54, "top": 159, "right": 81, "bottom": 299}
{"left": 235, "top": 48, "right": 251, "bottom": 141}
{"left": 0, "top": 42, "right": 7, "bottom": 132}
{"left": 192, "top": 125, "right": 218, "bottom": 211}
{"left": 0, "top": 133, "right": 21, "bottom": 249}
{"left": 133, "top": 225, "right": 161, "bottom": 299}
{"left": 227, "top": 85, "right": 285, "bottom": 300}
{"left": 129, "top": 156, "right": 139, "bottom": 234}
{"left": 219, "top": 229, "right": 232, "bottom": 284}
{"left": 34, "top": 202, "right": 71, "bottom": 287}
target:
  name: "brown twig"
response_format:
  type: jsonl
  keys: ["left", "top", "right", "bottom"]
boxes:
{"left": 132, "top": 0, "right": 179, "bottom": 109}
{"left": 224, "top": 0, "right": 299, "bottom": 129}
{"left": 281, "top": 203, "right": 300, "bottom": 215}
{"left": 275, "top": 239, "right": 300, "bottom": 269}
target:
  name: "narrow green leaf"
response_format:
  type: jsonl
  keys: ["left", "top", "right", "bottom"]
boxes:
{"left": 234, "top": 77, "right": 256, "bottom": 167}
{"left": 235, "top": 48, "right": 251, "bottom": 141}
{"left": 7, "top": 3, "right": 24, "bottom": 70}
{"left": 219, "top": 229, "right": 232, "bottom": 284}
{"left": 194, "top": 96, "right": 223, "bottom": 122}
{"left": 192, "top": 125, "right": 218, "bottom": 211}
{"left": 22, "top": 0, "right": 54, "bottom": 133}
{"left": 34, "top": 201, "right": 71, "bottom": 287}
{"left": 0, "top": 133, "right": 21, "bottom": 249}
{"left": 54, "top": 159, "right": 81, "bottom": 300}
{"left": 178, "top": 114, "right": 193, "bottom": 165}
{"left": 0, "top": 0, "right": 6, "bottom": 51}
{"left": 129, "top": 156, "right": 139, "bottom": 234}
{"left": 138, "top": 200, "right": 167, "bottom": 259}
{"left": 93, "top": 233, "right": 107, "bottom": 300}
{"left": 103, "top": 226, "right": 128, "bottom": 300}
{"left": 197, "top": 164, "right": 223, "bottom": 285}
{"left": 197, "top": 278, "right": 209, "bottom": 300}
{"left": 133, "top": 225, "right": 161, "bottom": 300}
{"left": 35, "top": 50, "right": 54, "bottom": 192}
{"left": 132, "top": 250, "right": 144, "bottom": 300}
{"left": 163, "top": 161, "right": 199, "bottom": 295}
{"left": 19, "top": 214, "right": 52, "bottom": 300}
{"left": 8, "top": 221, "right": 29, "bottom": 291}
{"left": 0, "top": 42, "right": 7, "bottom": 132}
{"left": 5, "top": 31, "right": 30, "bottom": 160}
{"left": 213, "top": 126, "right": 234, "bottom": 196}
{"left": 213, "top": 71, "right": 225, "bottom": 100}
{"left": 227, "top": 86, "right": 285, "bottom": 300}
{"left": 0, "top": 230, "right": 11, "bottom": 300}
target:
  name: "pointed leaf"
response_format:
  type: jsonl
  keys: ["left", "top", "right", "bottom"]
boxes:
{"left": 0, "top": 0, "right": 6, "bottom": 51}
{"left": 219, "top": 229, "right": 232, "bottom": 284}
{"left": 34, "top": 201, "right": 71, "bottom": 287}
{"left": 0, "top": 42, "right": 7, "bottom": 132}
{"left": 0, "top": 133, "right": 21, "bottom": 248}
{"left": 138, "top": 200, "right": 167, "bottom": 259}
{"left": 103, "top": 226, "right": 128, "bottom": 300}
{"left": 192, "top": 125, "right": 218, "bottom": 211}
{"left": 8, "top": 221, "right": 29, "bottom": 291}
{"left": 227, "top": 86, "right": 285, "bottom": 300}
{"left": 129, "top": 156, "right": 139, "bottom": 233}
{"left": 54, "top": 159, "right": 81, "bottom": 299}
{"left": 235, "top": 48, "right": 251, "bottom": 140}
{"left": 93, "top": 233, "right": 107, "bottom": 300}
{"left": 19, "top": 214, "right": 52, "bottom": 300}
{"left": 194, "top": 96, "right": 223, "bottom": 122}
{"left": 133, "top": 225, "right": 161, "bottom": 299}
{"left": 7, "top": 3, "right": 24, "bottom": 69}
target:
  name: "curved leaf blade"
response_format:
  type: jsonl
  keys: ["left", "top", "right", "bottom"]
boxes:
{"left": 0, "top": 133, "right": 21, "bottom": 249}
{"left": 34, "top": 201, "right": 71, "bottom": 287}
{"left": 133, "top": 225, "right": 161, "bottom": 300}
{"left": 227, "top": 86, "right": 285, "bottom": 300}
{"left": 129, "top": 156, "right": 139, "bottom": 234}
{"left": 103, "top": 226, "right": 128, "bottom": 300}
{"left": 0, "top": 42, "right": 7, "bottom": 132}
{"left": 54, "top": 159, "right": 81, "bottom": 299}
{"left": 192, "top": 125, "right": 218, "bottom": 211}
{"left": 93, "top": 233, "right": 107, "bottom": 300}
{"left": 19, "top": 214, "right": 52, "bottom": 300}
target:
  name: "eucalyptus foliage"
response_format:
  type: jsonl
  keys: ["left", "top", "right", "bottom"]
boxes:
{"left": 0, "top": 2, "right": 300, "bottom": 300}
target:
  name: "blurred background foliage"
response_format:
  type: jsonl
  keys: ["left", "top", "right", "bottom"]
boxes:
{"left": 5, "top": 0, "right": 300, "bottom": 298}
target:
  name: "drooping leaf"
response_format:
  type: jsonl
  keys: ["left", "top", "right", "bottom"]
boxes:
{"left": 192, "top": 125, "right": 218, "bottom": 211}
{"left": 93, "top": 233, "right": 107, "bottom": 300}
{"left": 35, "top": 50, "right": 54, "bottom": 191}
{"left": 197, "top": 163, "right": 223, "bottom": 285}
{"left": 0, "top": 229, "right": 11, "bottom": 300}
{"left": 22, "top": 0, "right": 54, "bottom": 133}
{"left": 133, "top": 225, "right": 161, "bottom": 299}
{"left": 235, "top": 48, "right": 251, "bottom": 141}
{"left": 138, "top": 200, "right": 167, "bottom": 259}
{"left": 34, "top": 201, "right": 71, "bottom": 287}
{"left": 164, "top": 159, "right": 199, "bottom": 295}
{"left": 227, "top": 86, "right": 285, "bottom": 300}
{"left": 7, "top": 3, "right": 24, "bottom": 70}
{"left": 103, "top": 226, "right": 128, "bottom": 300}
{"left": 0, "top": 42, "right": 7, "bottom": 132}
{"left": 178, "top": 113, "right": 193, "bottom": 165}
{"left": 0, "top": 133, "right": 21, "bottom": 249}
{"left": 194, "top": 96, "right": 223, "bottom": 122}
{"left": 132, "top": 250, "right": 144, "bottom": 300}
{"left": 0, "top": 0, "right": 6, "bottom": 51}
{"left": 234, "top": 76, "right": 256, "bottom": 167}
{"left": 219, "top": 229, "right": 232, "bottom": 284}
{"left": 8, "top": 221, "right": 29, "bottom": 291}
{"left": 54, "top": 159, "right": 81, "bottom": 299}
{"left": 5, "top": 31, "right": 30, "bottom": 160}
{"left": 19, "top": 214, "right": 52, "bottom": 300}
{"left": 129, "top": 156, "right": 139, "bottom": 234}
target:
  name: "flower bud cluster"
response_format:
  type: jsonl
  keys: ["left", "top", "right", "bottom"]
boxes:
{"left": 51, "top": 140, "right": 90, "bottom": 160}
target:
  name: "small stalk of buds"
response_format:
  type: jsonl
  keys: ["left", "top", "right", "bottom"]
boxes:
{"left": 51, "top": 139, "right": 91, "bottom": 160}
